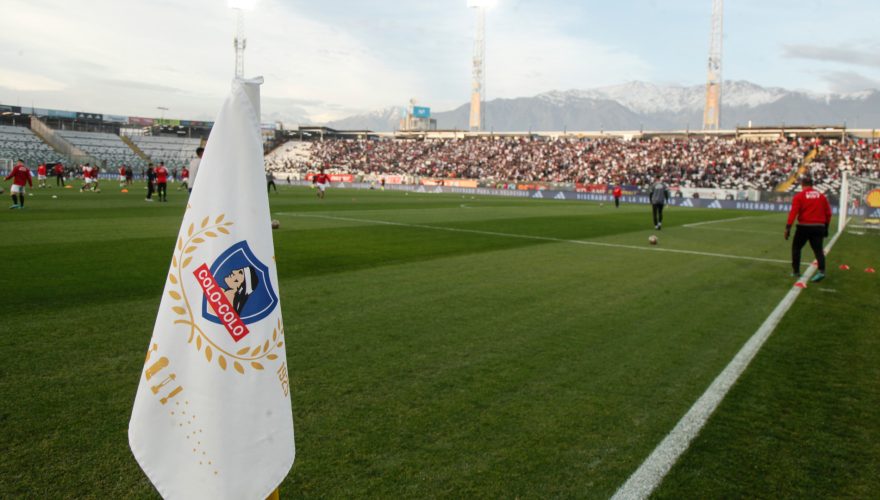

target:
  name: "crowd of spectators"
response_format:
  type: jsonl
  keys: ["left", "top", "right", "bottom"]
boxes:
{"left": 797, "top": 138, "right": 880, "bottom": 193}
{"left": 273, "top": 136, "right": 848, "bottom": 192}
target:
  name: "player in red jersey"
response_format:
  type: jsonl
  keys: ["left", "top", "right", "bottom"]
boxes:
{"left": 118, "top": 165, "right": 127, "bottom": 187}
{"left": 80, "top": 163, "right": 93, "bottom": 192}
{"left": 37, "top": 163, "right": 47, "bottom": 188}
{"left": 785, "top": 176, "right": 832, "bottom": 282}
{"left": 4, "top": 159, "right": 33, "bottom": 209}
{"left": 313, "top": 168, "right": 331, "bottom": 199}
{"left": 179, "top": 167, "right": 189, "bottom": 191}
{"left": 612, "top": 185, "right": 623, "bottom": 208}
{"left": 155, "top": 162, "right": 169, "bottom": 202}
{"left": 53, "top": 162, "right": 65, "bottom": 187}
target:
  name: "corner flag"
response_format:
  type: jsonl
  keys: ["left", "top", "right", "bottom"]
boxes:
{"left": 129, "top": 77, "right": 295, "bottom": 499}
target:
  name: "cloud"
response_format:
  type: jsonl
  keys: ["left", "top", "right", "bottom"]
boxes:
{"left": 0, "top": 69, "right": 67, "bottom": 92}
{"left": 486, "top": 8, "right": 651, "bottom": 100}
{"left": 821, "top": 70, "right": 880, "bottom": 93}
{"left": 783, "top": 44, "right": 880, "bottom": 68}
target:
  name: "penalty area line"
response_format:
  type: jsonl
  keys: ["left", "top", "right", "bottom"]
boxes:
{"left": 276, "top": 212, "right": 790, "bottom": 265}
{"left": 610, "top": 226, "right": 846, "bottom": 500}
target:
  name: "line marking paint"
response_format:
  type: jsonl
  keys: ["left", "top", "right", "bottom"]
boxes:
{"left": 610, "top": 226, "right": 846, "bottom": 500}
{"left": 277, "top": 212, "right": 791, "bottom": 265}
{"left": 682, "top": 216, "right": 756, "bottom": 228}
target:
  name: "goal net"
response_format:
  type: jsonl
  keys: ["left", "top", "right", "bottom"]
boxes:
{"left": 839, "top": 171, "right": 880, "bottom": 233}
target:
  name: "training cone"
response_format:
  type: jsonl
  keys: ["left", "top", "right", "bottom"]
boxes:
{"left": 64, "top": 185, "right": 72, "bottom": 189}
{"left": 794, "top": 282, "right": 807, "bottom": 289}
{"left": 121, "top": 189, "right": 129, "bottom": 193}
{"left": 866, "top": 267, "right": 876, "bottom": 274}
{"left": 839, "top": 264, "right": 850, "bottom": 270}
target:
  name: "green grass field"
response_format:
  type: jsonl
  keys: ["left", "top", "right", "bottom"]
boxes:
{"left": 1, "top": 182, "right": 878, "bottom": 498}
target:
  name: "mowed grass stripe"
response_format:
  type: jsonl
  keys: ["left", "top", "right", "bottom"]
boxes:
{"left": 1, "top": 233, "right": 793, "bottom": 497}
{"left": 3, "top": 186, "right": 872, "bottom": 498}
{"left": 652, "top": 231, "right": 880, "bottom": 498}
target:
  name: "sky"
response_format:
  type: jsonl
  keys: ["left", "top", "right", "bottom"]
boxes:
{"left": 1, "top": 0, "right": 879, "bottom": 125}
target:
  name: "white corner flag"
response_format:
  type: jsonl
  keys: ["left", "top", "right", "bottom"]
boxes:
{"left": 129, "top": 77, "right": 294, "bottom": 499}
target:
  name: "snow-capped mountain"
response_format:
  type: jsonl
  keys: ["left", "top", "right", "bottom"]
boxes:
{"left": 538, "top": 81, "right": 791, "bottom": 114}
{"left": 323, "top": 81, "right": 880, "bottom": 132}
{"left": 325, "top": 106, "right": 403, "bottom": 131}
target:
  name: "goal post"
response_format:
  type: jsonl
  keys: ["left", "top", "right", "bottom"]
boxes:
{"left": 839, "top": 171, "right": 880, "bottom": 233}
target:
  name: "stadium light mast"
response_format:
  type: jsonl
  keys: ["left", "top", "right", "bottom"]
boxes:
{"left": 702, "top": 0, "right": 723, "bottom": 130}
{"left": 468, "top": 0, "right": 496, "bottom": 132}
{"left": 229, "top": 0, "right": 258, "bottom": 78}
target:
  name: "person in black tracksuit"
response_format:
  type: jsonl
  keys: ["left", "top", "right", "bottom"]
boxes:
{"left": 145, "top": 164, "right": 156, "bottom": 202}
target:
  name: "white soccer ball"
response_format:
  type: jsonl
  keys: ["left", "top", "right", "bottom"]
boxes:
{"left": 271, "top": 219, "right": 280, "bottom": 230}
{"left": 649, "top": 235, "right": 658, "bottom": 245}
{"left": 52, "top": 195, "right": 58, "bottom": 199}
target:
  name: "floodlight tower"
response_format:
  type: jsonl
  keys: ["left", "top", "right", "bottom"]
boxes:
{"left": 229, "top": 0, "right": 258, "bottom": 78}
{"left": 468, "top": 0, "right": 495, "bottom": 132}
{"left": 702, "top": 0, "right": 723, "bottom": 130}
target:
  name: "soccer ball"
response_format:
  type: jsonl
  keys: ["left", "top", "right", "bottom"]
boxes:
{"left": 271, "top": 219, "right": 280, "bottom": 230}
{"left": 52, "top": 195, "right": 58, "bottom": 199}
{"left": 649, "top": 235, "right": 658, "bottom": 245}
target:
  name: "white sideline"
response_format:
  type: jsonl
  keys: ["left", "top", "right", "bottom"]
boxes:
{"left": 682, "top": 216, "right": 756, "bottom": 227}
{"left": 278, "top": 212, "right": 791, "bottom": 265}
{"left": 610, "top": 227, "right": 846, "bottom": 500}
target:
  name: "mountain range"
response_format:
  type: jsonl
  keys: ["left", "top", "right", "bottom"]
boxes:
{"left": 325, "top": 81, "right": 880, "bottom": 132}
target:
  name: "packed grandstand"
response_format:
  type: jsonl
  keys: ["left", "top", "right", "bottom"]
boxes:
{"left": 2, "top": 111, "right": 879, "bottom": 198}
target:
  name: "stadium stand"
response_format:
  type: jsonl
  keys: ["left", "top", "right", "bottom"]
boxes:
{"left": 264, "top": 141, "right": 312, "bottom": 177}
{"left": 0, "top": 124, "right": 65, "bottom": 167}
{"left": 56, "top": 129, "right": 146, "bottom": 169}
{"left": 128, "top": 135, "right": 201, "bottom": 167}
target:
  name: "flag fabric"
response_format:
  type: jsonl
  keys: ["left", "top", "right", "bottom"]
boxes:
{"left": 129, "top": 77, "right": 294, "bottom": 499}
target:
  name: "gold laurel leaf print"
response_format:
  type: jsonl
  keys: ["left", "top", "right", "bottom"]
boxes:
{"left": 188, "top": 223, "right": 194, "bottom": 237}
{"left": 217, "top": 226, "right": 229, "bottom": 235}
{"left": 263, "top": 340, "right": 270, "bottom": 352}
{"left": 218, "top": 356, "right": 227, "bottom": 370}
{"left": 236, "top": 346, "right": 250, "bottom": 356}
{"left": 216, "top": 214, "right": 225, "bottom": 224}
{"left": 272, "top": 329, "right": 277, "bottom": 341}
{"left": 277, "top": 342, "right": 283, "bottom": 348}
{"left": 169, "top": 291, "right": 181, "bottom": 300}
{"left": 201, "top": 216, "right": 210, "bottom": 228}
{"left": 252, "top": 345, "right": 262, "bottom": 356}
{"left": 172, "top": 306, "right": 186, "bottom": 315}
{"left": 182, "top": 257, "right": 192, "bottom": 268}
{"left": 233, "top": 361, "right": 244, "bottom": 374}
{"left": 192, "top": 237, "right": 205, "bottom": 244}
{"left": 267, "top": 354, "right": 278, "bottom": 361}
{"left": 184, "top": 246, "right": 197, "bottom": 254}
{"left": 251, "top": 362, "right": 264, "bottom": 370}
{"left": 196, "top": 336, "right": 202, "bottom": 350}
{"left": 177, "top": 238, "right": 183, "bottom": 251}
{"left": 205, "top": 345, "right": 213, "bottom": 362}
{"left": 205, "top": 231, "right": 217, "bottom": 238}
{"left": 169, "top": 273, "right": 178, "bottom": 284}
{"left": 172, "top": 255, "right": 178, "bottom": 267}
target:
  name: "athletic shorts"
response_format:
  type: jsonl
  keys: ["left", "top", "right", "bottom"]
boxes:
{"left": 119, "top": 175, "right": 126, "bottom": 181}
{"left": 38, "top": 175, "right": 46, "bottom": 180}
{"left": 85, "top": 177, "right": 93, "bottom": 184}
{"left": 317, "top": 183, "right": 327, "bottom": 191}
{"left": 11, "top": 184, "right": 24, "bottom": 194}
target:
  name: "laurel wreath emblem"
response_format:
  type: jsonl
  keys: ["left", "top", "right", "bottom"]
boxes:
{"left": 165, "top": 213, "right": 285, "bottom": 375}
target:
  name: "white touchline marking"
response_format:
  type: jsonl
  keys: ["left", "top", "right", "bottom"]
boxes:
{"left": 610, "top": 225, "right": 846, "bottom": 500}
{"left": 276, "top": 212, "right": 791, "bottom": 265}
{"left": 682, "top": 216, "right": 757, "bottom": 228}
{"left": 684, "top": 226, "right": 779, "bottom": 235}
